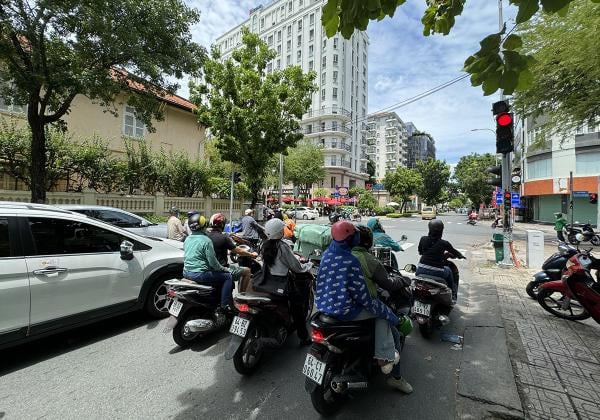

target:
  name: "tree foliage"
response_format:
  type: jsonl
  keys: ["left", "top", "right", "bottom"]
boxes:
{"left": 513, "top": 0, "right": 600, "bottom": 133}
{"left": 312, "top": 187, "right": 331, "bottom": 198}
{"left": 415, "top": 158, "right": 450, "bottom": 206}
{"left": 284, "top": 142, "right": 325, "bottom": 189}
{"left": 384, "top": 166, "right": 422, "bottom": 212}
{"left": 191, "top": 27, "right": 316, "bottom": 206}
{"left": 0, "top": 0, "right": 204, "bottom": 202}
{"left": 454, "top": 153, "right": 498, "bottom": 206}
{"left": 321, "top": 0, "right": 598, "bottom": 96}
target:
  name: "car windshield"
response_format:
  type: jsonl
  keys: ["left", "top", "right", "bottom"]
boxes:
{"left": 423, "top": 207, "right": 433, "bottom": 212}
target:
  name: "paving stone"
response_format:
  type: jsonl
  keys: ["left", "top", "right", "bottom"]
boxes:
{"left": 557, "top": 370, "right": 600, "bottom": 404}
{"left": 513, "top": 361, "right": 563, "bottom": 392}
{"left": 549, "top": 353, "right": 600, "bottom": 381}
{"left": 572, "top": 397, "right": 600, "bottom": 420}
{"left": 521, "top": 384, "right": 577, "bottom": 420}
{"left": 523, "top": 345, "right": 557, "bottom": 370}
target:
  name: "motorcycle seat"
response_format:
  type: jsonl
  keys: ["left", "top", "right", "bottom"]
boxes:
{"left": 164, "top": 279, "right": 214, "bottom": 291}
{"left": 415, "top": 275, "right": 450, "bottom": 288}
{"left": 234, "top": 292, "right": 272, "bottom": 303}
{"left": 318, "top": 313, "right": 374, "bottom": 326}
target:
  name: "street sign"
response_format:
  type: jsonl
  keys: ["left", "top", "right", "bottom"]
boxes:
{"left": 332, "top": 192, "right": 340, "bottom": 198}
{"left": 573, "top": 191, "right": 589, "bottom": 198}
{"left": 511, "top": 175, "right": 521, "bottom": 184}
{"left": 338, "top": 187, "right": 349, "bottom": 196}
{"left": 511, "top": 192, "right": 520, "bottom": 208}
{"left": 495, "top": 193, "right": 503, "bottom": 205}
{"left": 373, "top": 183, "right": 384, "bottom": 190}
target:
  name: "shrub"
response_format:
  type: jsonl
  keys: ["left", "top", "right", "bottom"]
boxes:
{"left": 386, "top": 213, "right": 413, "bottom": 218}
{"left": 375, "top": 206, "right": 395, "bottom": 216}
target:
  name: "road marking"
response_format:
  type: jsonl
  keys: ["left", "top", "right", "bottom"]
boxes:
{"left": 457, "top": 222, "right": 463, "bottom": 225}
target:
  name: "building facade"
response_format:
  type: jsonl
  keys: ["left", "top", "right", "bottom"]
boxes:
{"left": 407, "top": 131, "right": 436, "bottom": 168}
{"left": 516, "top": 116, "right": 599, "bottom": 225}
{"left": 215, "top": 0, "right": 369, "bottom": 191}
{"left": 365, "top": 112, "right": 409, "bottom": 181}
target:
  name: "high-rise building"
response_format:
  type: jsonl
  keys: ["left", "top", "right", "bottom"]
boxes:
{"left": 407, "top": 128, "right": 436, "bottom": 168}
{"left": 365, "top": 112, "right": 409, "bottom": 181}
{"left": 215, "top": 0, "right": 369, "bottom": 191}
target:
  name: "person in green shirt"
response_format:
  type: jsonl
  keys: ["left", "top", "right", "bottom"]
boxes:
{"left": 183, "top": 213, "right": 233, "bottom": 309}
{"left": 554, "top": 212, "right": 567, "bottom": 242}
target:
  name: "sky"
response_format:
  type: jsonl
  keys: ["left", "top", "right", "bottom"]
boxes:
{"left": 183, "top": 0, "right": 516, "bottom": 165}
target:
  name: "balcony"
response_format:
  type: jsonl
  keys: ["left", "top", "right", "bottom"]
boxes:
{"left": 302, "top": 107, "right": 352, "bottom": 121}
{"left": 360, "top": 153, "right": 368, "bottom": 160}
{"left": 302, "top": 124, "right": 352, "bottom": 137}
{"left": 385, "top": 125, "right": 398, "bottom": 130}
{"left": 386, "top": 149, "right": 395, "bottom": 154}
{"left": 318, "top": 142, "right": 352, "bottom": 153}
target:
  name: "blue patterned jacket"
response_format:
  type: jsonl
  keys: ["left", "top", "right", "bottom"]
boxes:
{"left": 315, "top": 240, "right": 399, "bottom": 324}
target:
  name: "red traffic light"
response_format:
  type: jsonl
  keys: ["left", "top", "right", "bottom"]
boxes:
{"left": 497, "top": 113, "right": 513, "bottom": 126}
{"left": 504, "top": 191, "right": 511, "bottom": 200}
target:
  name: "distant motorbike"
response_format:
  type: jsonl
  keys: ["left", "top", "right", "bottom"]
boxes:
{"left": 163, "top": 279, "right": 231, "bottom": 347}
{"left": 525, "top": 242, "right": 578, "bottom": 298}
{"left": 491, "top": 217, "right": 503, "bottom": 229}
{"left": 564, "top": 223, "right": 600, "bottom": 246}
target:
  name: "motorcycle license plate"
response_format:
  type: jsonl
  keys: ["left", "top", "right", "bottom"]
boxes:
{"left": 412, "top": 301, "right": 431, "bottom": 316}
{"left": 303, "top": 353, "right": 327, "bottom": 385}
{"left": 169, "top": 299, "right": 183, "bottom": 317}
{"left": 229, "top": 316, "right": 250, "bottom": 337}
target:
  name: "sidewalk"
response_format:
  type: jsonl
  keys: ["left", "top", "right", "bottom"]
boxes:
{"left": 471, "top": 243, "right": 600, "bottom": 420}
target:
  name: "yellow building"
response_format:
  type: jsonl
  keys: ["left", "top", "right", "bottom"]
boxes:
{"left": 0, "top": 89, "right": 205, "bottom": 190}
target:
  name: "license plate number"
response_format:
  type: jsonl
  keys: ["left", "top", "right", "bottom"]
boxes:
{"left": 229, "top": 316, "right": 250, "bottom": 337}
{"left": 169, "top": 299, "right": 183, "bottom": 317}
{"left": 303, "top": 353, "right": 327, "bottom": 385}
{"left": 412, "top": 301, "right": 431, "bottom": 316}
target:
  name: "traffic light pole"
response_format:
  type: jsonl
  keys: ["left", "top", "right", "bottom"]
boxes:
{"left": 229, "top": 171, "right": 234, "bottom": 233}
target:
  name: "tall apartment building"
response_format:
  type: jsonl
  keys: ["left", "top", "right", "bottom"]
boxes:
{"left": 365, "top": 112, "right": 409, "bottom": 181}
{"left": 407, "top": 131, "right": 436, "bottom": 168}
{"left": 215, "top": 0, "right": 369, "bottom": 191}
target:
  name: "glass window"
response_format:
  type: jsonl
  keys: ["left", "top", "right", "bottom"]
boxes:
{"left": 268, "top": 35, "right": 273, "bottom": 46}
{"left": 332, "top": 88, "right": 338, "bottom": 100}
{"left": 28, "top": 218, "right": 127, "bottom": 255}
{"left": 277, "top": 31, "right": 281, "bottom": 42}
{"left": 308, "top": 60, "right": 313, "bottom": 70}
{"left": 576, "top": 151, "right": 600, "bottom": 175}
{"left": 321, "top": 89, "right": 326, "bottom": 100}
{"left": 333, "top": 54, "right": 338, "bottom": 65}
{"left": 260, "top": 18, "right": 265, "bottom": 29}
{"left": 267, "top": 62, "right": 273, "bottom": 73}
{"left": 333, "top": 38, "right": 338, "bottom": 49}
{"left": 276, "top": 59, "right": 281, "bottom": 69}
{"left": 123, "top": 106, "right": 145, "bottom": 138}
{"left": 310, "top": 14, "right": 315, "bottom": 26}
{"left": 298, "top": 20, "right": 302, "bottom": 30}
{"left": 323, "top": 39, "right": 327, "bottom": 48}
{"left": 0, "top": 217, "right": 9, "bottom": 258}
{"left": 322, "top": 56, "right": 326, "bottom": 68}
{"left": 288, "top": 1, "right": 293, "bottom": 11}
{"left": 298, "top": 34, "right": 302, "bottom": 45}
{"left": 286, "top": 55, "right": 291, "bottom": 65}
{"left": 277, "top": 45, "right": 281, "bottom": 55}
{"left": 333, "top": 70, "right": 338, "bottom": 83}
{"left": 309, "top": 45, "right": 314, "bottom": 57}
{"left": 85, "top": 209, "right": 142, "bottom": 228}
{"left": 287, "top": 25, "right": 292, "bottom": 37}
{"left": 287, "top": 40, "right": 291, "bottom": 52}
{"left": 321, "top": 72, "right": 326, "bottom": 84}
{"left": 527, "top": 158, "right": 552, "bottom": 179}
{"left": 309, "top": 29, "right": 314, "bottom": 41}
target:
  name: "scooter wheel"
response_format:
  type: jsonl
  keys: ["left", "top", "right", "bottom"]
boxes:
{"left": 525, "top": 281, "right": 539, "bottom": 299}
{"left": 568, "top": 234, "right": 580, "bottom": 245}
{"left": 537, "top": 288, "right": 591, "bottom": 321}
{"left": 308, "top": 352, "right": 344, "bottom": 416}
{"left": 233, "top": 325, "right": 263, "bottom": 375}
{"left": 172, "top": 312, "right": 204, "bottom": 347}
{"left": 418, "top": 321, "right": 435, "bottom": 339}
{"left": 591, "top": 236, "right": 600, "bottom": 246}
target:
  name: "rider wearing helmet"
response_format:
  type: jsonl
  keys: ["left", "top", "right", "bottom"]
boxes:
{"left": 316, "top": 221, "right": 411, "bottom": 393}
{"left": 206, "top": 213, "right": 258, "bottom": 292}
{"left": 367, "top": 218, "right": 401, "bottom": 252}
{"left": 282, "top": 213, "right": 296, "bottom": 242}
{"left": 183, "top": 210, "right": 198, "bottom": 236}
{"left": 241, "top": 209, "right": 263, "bottom": 246}
{"left": 260, "top": 218, "right": 313, "bottom": 344}
{"left": 416, "top": 220, "right": 464, "bottom": 301}
{"left": 183, "top": 213, "right": 233, "bottom": 310}
{"left": 167, "top": 206, "right": 186, "bottom": 241}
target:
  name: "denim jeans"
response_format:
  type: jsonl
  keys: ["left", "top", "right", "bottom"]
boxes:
{"left": 183, "top": 270, "right": 233, "bottom": 307}
{"left": 416, "top": 265, "right": 456, "bottom": 296}
{"left": 353, "top": 310, "right": 402, "bottom": 376}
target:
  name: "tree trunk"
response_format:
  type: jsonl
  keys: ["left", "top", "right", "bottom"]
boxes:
{"left": 29, "top": 116, "right": 47, "bottom": 203}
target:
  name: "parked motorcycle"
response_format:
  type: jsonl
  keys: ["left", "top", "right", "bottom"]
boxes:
{"left": 525, "top": 242, "right": 578, "bottom": 298}
{"left": 564, "top": 223, "right": 600, "bottom": 246}
{"left": 302, "top": 273, "right": 410, "bottom": 416}
{"left": 224, "top": 252, "right": 320, "bottom": 375}
{"left": 407, "top": 252, "right": 465, "bottom": 338}
{"left": 537, "top": 245, "right": 600, "bottom": 322}
{"left": 163, "top": 279, "right": 231, "bottom": 347}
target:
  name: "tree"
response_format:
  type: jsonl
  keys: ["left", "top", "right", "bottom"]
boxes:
{"left": 357, "top": 189, "right": 377, "bottom": 210}
{"left": 384, "top": 167, "right": 422, "bottom": 213}
{"left": 284, "top": 141, "right": 325, "bottom": 190}
{"left": 453, "top": 153, "right": 498, "bottom": 206}
{"left": 366, "top": 159, "right": 376, "bottom": 185}
{"left": 312, "top": 187, "right": 331, "bottom": 198}
{"left": 513, "top": 0, "right": 600, "bottom": 134}
{"left": 0, "top": 0, "right": 204, "bottom": 202}
{"left": 321, "top": 0, "right": 599, "bottom": 96}
{"left": 191, "top": 27, "right": 316, "bottom": 206}
{"left": 415, "top": 158, "right": 450, "bottom": 206}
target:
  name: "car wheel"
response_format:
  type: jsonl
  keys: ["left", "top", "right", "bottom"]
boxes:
{"left": 303, "top": 214, "right": 308, "bottom": 220}
{"left": 145, "top": 276, "right": 175, "bottom": 319}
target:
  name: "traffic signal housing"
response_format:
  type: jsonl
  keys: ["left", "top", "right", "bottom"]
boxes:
{"left": 492, "top": 100, "right": 514, "bottom": 155}
{"left": 233, "top": 172, "right": 242, "bottom": 184}
{"left": 504, "top": 191, "right": 512, "bottom": 208}
{"left": 590, "top": 193, "right": 598, "bottom": 204}
{"left": 486, "top": 165, "right": 502, "bottom": 187}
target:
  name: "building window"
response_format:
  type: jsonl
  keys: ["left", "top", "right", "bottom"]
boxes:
{"left": 323, "top": 39, "right": 327, "bottom": 49}
{"left": 298, "top": 20, "right": 302, "bottom": 31}
{"left": 333, "top": 38, "right": 338, "bottom": 49}
{"left": 268, "top": 35, "right": 273, "bottom": 46}
{"left": 267, "top": 62, "right": 273, "bottom": 73}
{"left": 321, "top": 122, "right": 326, "bottom": 131}
{"left": 297, "top": 50, "right": 302, "bottom": 63}
{"left": 333, "top": 54, "right": 338, "bottom": 65}
{"left": 576, "top": 124, "right": 584, "bottom": 134}
{"left": 306, "top": 124, "right": 312, "bottom": 134}
{"left": 297, "top": 34, "right": 302, "bottom": 45}
{"left": 309, "top": 29, "right": 314, "bottom": 41}
{"left": 308, "top": 60, "right": 313, "bottom": 70}
{"left": 332, "top": 120, "right": 338, "bottom": 130}
{"left": 332, "top": 70, "right": 338, "bottom": 83}
{"left": 309, "top": 44, "right": 314, "bottom": 57}
{"left": 287, "top": 40, "right": 291, "bottom": 52}
{"left": 310, "top": 13, "right": 315, "bottom": 26}
{"left": 287, "top": 25, "right": 292, "bottom": 37}
{"left": 277, "top": 45, "right": 281, "bottom": 55}
{"left": 277, "top": 30, "right": 282, "bottom": 42}
{"left": 123, "top": 106, "right": 145, "bottom": 138}
{"left": 332, "top": 88, "right": 338, "bottom": 100}
{"left": 576, "top": 151, "right": 600, "bottom": 175}
{"left": 527, "top": 157, "right": 552, "bottom": 179}
{"left": 321, "top": 72, "right": 326, "bottom": 85}
{"left": 0, "top": 96, "right": 26, "bottom": 114}
{"left": 362, "top": 52, "right": 366, "bottom": 63}
{"left": 288, "top": 1, "right": 293, "bottom": 12}
{"left": 260, "top": 18, "right": 265, "bottom": 29}
{"left": 287, "top": 55, "right": 291, "bottom": 65}
{"left": 276, "top": 59, "right": 281, "bottom": 69}
{"left": 322, "top": 56, "right": 326, "bottom": 68}
{"left": 321, "top": 89, "right": 326, "bottom": 100}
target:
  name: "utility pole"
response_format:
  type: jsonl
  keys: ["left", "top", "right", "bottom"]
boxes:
{"left": 279, "top": 153, "right": 284, "bottom": 208}
{"left": 228, "top": 171, "right": 235, "bottom": 232}
{"left": 570, "top": 171, "right": 574, "bottom": 228}
{"left": 498, "top": 0, "right": 513, "bottom": 267}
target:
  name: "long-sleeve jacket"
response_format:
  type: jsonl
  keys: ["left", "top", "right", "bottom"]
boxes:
{"left": 351, "top": 247, "right": 406, "bottom": 295}
{"left": 268, "top": 240, "right": 312, "bottom": 276}
{"left": 366, "top": 218, "right": 401, "bottom": 251}
{"left": 315, "top": 241, "right": 399, "bottom": 325}
{"left": 183, "top": 231, "right": 228, "bottom": 273}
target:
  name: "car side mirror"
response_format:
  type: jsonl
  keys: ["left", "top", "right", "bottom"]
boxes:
{"left": 140, "top": 220, "right": 149, "bottom": 227}
{"left": 120, "top": 240, "right": 134, "bottom": 260}
{"left": 403, "top": 264, "right": 416, "bottom": 273}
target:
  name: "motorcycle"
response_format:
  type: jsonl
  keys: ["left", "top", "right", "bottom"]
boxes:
{"left": 491, "top": 217, "right": 503, "bottom": 229}
{"left": 564, "top": 223, "right": 600, "bottom": 246}
{"left": 224, "top": 252, "right": 320, "bottom": 375}
{"left": 163, "top": 279, "right": 231, "bottom": 347}
{"left": 537, "top": 246, "right": 600, "bottom": 322}
{"left": 302, "top": 271, "right": 410, "bottom": 416}
{"left": 467, "top": 213, "right": 477, "bottom": 226}
{"left": 525, "top": 242, "right": 578, "bottom": 298}
{"left": 407, "top": 252, "right": 465, "bottom": 338}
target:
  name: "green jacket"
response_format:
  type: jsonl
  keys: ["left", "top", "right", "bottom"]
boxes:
{"left": 183, "top": 231, "right": 227, "bottom": 273}
{"left": 351, "top": 247, "right": 381, "bottom": 298}
{"left": 554, "top": 216, "right": 567, "bottom": 231}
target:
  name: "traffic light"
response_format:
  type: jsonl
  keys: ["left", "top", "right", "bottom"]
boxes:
{"left": 493, "top": 100, "right": 514, "bottom": 154}
{"left": 233, "top": 172, "right": 242, "bottom": 184}
{"left": 590, "top": 193, "right": 598, "bottom": 204}
{"left": 486, "top": 165, "right": 502, "bottom": 187}
{"left": 504, "top": 191, "right": 512, "bottom": 208}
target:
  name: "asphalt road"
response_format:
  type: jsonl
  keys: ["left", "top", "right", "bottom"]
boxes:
{"left": 0, "top": 214, "right": 492, "bottom": 420}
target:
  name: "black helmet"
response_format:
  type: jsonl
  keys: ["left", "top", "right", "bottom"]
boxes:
{"left": 356, "top": 225, "right": 374, "bottom": 250}
{"left": 428, "top": 219, "right": 444, "bottom": 237}
{"left": 169, "top": 206, "right": 180, "bottom": 216}
{"left": 188, "top": 213, "right": 207, "bottom": 231}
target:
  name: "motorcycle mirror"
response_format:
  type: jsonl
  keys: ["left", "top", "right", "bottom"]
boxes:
{"left": 403, "top": 264, "right": 416, "bottom": 273}
{"left": 401, "top": 234, "right": 408, "bottom": 241}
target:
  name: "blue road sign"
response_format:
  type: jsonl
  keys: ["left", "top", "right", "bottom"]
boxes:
{"left": 332, "top": 192, "right": 340, "bottom": 198}
{"left": 573, "top": 191, "right": 589, "bottom": 198}
{"left": 495, "top": 193, "right": 503, "bottom": 205}
{"left": 511, "top": 192, "right": 520, "bottom": 208}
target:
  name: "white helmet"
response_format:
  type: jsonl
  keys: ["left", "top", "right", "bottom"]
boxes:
{"left": 575, "top": 233, "right": 585, "bottom": 242}
{"left": 264, "top": 218, "right": 285, "bottom": 240}
{"left": 244, "top": 209, "right": 253, "bottom": 216}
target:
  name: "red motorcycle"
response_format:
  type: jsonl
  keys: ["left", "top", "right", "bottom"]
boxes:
{"left": 537, "top": 248, "right": 600, "bottom": 323}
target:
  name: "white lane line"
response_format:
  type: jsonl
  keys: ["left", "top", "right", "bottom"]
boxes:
{"left": 457, "top": 222, "right": 463, "bottom": 225}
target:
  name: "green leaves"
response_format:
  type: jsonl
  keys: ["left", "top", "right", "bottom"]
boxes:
{"left": 503, "top": 34, "right": 523, "bottom": 50}
{"left": 321, "top": 0, "right": 406, "bottom": 38}
{"left": 511, "top": 0, "right": 540, "bottom": 24}
{"left": 421, "top": 1, "right": 466, "bottom": 36}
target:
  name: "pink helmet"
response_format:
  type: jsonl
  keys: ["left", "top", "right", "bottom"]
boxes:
{"left": 331, "top": 221, "right": 356, "bottom": 242}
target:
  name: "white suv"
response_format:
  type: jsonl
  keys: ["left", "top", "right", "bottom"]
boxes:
{"left": 0, "top": 201, "right": 183, "bottom": 349}
{"left": 291, "top": 207, "right": 319, "bottom": 220}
